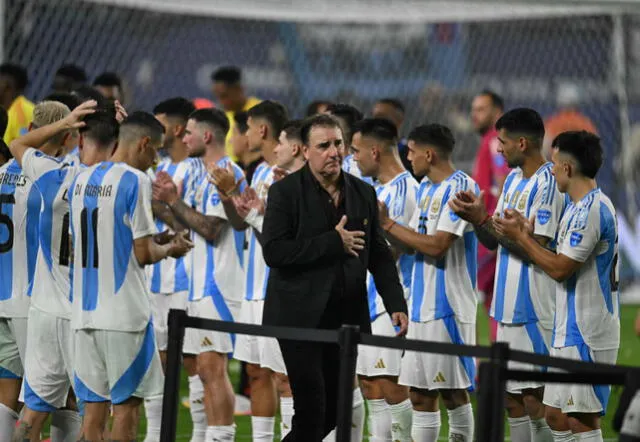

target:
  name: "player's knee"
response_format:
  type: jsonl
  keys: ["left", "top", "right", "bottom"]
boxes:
{"left": 505, "top": 392, "right": 526, "bottom": 415}
{"left": 0, "top": 378, "right": 22, "bottom": 410}
{"left": 522, "top": 390, "right": 544, "bottom": 417}
{"left": 409, "top": 388, "right": 438, "bottom": 411}
{"left": 440, "top": 389, "right": 469, "bottom": 409}
{"left": 198, "top": 352, "right": 228, "bottom": 384}
{"left": 545, "top": 406, "right": 566, "bottom": 430}
{"left": 275, "top": 374, "right": 292, "bottom": 396}
{"left": 568, "top": 412, "right": 600, "bottom": 433}
{"left": 359, "top": 376, "right": 383, "bottom": 400}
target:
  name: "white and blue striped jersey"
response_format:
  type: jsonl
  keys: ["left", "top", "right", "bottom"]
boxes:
{"left": 69, "top": 162, "right": 157, "bottom": 332}
{"left": 189, "top": 157, "right": 246, "bottom": 311}
{"left": 490, "top": 163, "right": 565, "bottom": 328}
{"left": 149, "top": 157, "right": 205, "bottom": 294}
{"left": 408, "top": 171, "right": 479, "bottom": 324}
{"left": 342, "top": 154, "right": 374, "bottom": 185}
{"left": 22, "top": 148, "right": 85, "bottom": 319}
{"left": 367, "top": 171, "right": 419, "bottom": 320}
{"left": 244, "top": 162, "right": 274, "bottom": 301}
{"left": 554, "top": 189, "right": 620, "bottom": 350}
{"left": 64, "top": 147, "right": 80, "bottom": 166}
{"left": 0, "top": 159, "right": 41, "bottom": 318}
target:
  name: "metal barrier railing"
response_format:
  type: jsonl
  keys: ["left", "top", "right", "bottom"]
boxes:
{"left": 160, "top": 309, "right": 638, "bottom": 442}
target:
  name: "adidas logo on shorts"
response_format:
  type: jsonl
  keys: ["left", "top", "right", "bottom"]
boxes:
{"left": 567, "top": 396, "right": 574, "bottom": 406}
{"left": 201, "top": 337, "right": 213, "bottom": 347}
{"left": 433, "top": 372, "right": 446, "bottom": 383}
{"left": 374, "top": 359, "right": 386, "bottom": 369}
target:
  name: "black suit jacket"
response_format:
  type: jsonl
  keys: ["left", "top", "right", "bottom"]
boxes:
{"left": 261, "top": 165, "right": 407, "bottom": 333}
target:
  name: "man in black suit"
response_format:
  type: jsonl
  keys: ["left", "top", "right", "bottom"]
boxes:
{"left": 262, "top": 114, "right": 409, "bottom": 441}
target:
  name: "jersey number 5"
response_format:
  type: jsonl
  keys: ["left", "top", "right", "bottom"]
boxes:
{"left": 0, "top": 194, "right": 15, "bottom": 253}
{"left": 80, "top": 208, "right": 99, "bottom": 268}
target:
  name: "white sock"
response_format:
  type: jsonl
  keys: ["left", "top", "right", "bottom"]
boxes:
{"left": 352, "top": 388, "right": 365, "bottom": 442}
{"left": 531, "top": 417, "right": 554, "bottom": 442}
{"left": 280, "top": 396, "right": 294, "bottom": 441}
{"left": 366, "top": 399, "right": 391, "bottom": 441}
{"left": 50, "top": 409, "right": 82, "bottom": 442}
{"left": 143, "top": 396, "right": 163, "bottom": 442}
{"left": 323, "top": 428, "right": 335, "bottom": 441}
{"left": 509, "top": 416, "right": 532, "bottom": 442}
{"left": 551, "top": 429, "right": 576, "bottom": 441}
{"left": 412, "top": 410, "right": 441, "bottom": 442}
{"left": 0, "top": 403, "right": 18, "bottom": 440}
{"left": 189, "top": 375, "right": 206, "bottom": 442}
{"left": 389, "top": 399, "right": 412, "bottom": 442}
{"left": 574, "top": 429, "right": 603, "bottom": 441}
{"left": 251, "top": 416, "right": 275, "bottom": 441}
{"left": 205, "top": 425, "right": 236, "bottom": 442}
{"left": 447, "top": 403, "right": 474, "bottom": 442}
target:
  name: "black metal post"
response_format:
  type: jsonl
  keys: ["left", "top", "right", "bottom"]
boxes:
{"left": 476, "top": 361, "right": 494, "bottom": 442}
{"left": 160, "top": 309, "right": 187, "bottom": 442}
{"left": 490, "top": 342, "right": 510, "bottom": 442}
{"left": 336, "top": 325, "right": 360, "bottom": 442}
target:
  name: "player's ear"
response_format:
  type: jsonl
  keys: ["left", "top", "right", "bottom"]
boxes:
{"left": 302, "top": 144, "right": 311, "bottom": 160}
{"left": 292, "top": 142, "right": 301, "bottom": 157}
{"left": 260, "top": 123, "right": 268, "bottom": 141}
{"left": 203, "top": 130, "right": 212, "bottom": 145}
{"left": 174, "top": 123, "right": 184, "bottom": 139}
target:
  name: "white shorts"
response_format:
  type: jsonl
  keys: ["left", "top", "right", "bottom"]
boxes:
{"left": 357, "top": 313, "right": 402, "bottom": 377}
{"left": 0, "top": 317, "right": 27, "bottom": 379}
{"left": 497, "top": 322, "right": 552, "bottom": 394}
{"left": 261, "top": 337, "right": 286, "bottom": 375}
{"left": 73, "top": 321, "right": 164, "bottom": 405}
{"left": 24, "top": 308, "right": 73, "bottom": 411}
{"left": 399, "top": 316, "right": 475, "bottom": 391}
{"left": 149, "top": 291, "right": 198, "bottom": 354}
{"left": 543, "top": 344, "right": 618, "bottom": 415}
{"left": 234, "top": 299, "right": 264, "bottom": 365}
{"left": 185, "top": 296, "right": 241, "bottom": 355}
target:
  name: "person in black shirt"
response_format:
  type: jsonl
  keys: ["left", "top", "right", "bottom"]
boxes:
{"left": 262, "top": 114, "right": 409, "bottom": 441}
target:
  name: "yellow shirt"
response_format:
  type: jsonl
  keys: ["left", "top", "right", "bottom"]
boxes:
{"left": 225, "top": 96, "right": 261, "bottom": 160}
{"left": 4, "top": 95, "right": 35, "bottom": 145}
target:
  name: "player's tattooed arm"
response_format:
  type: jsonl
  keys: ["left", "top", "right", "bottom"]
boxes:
{"left": 169, "top": 199, "right": 227, "bottom": 244}
{"left": 475, "top": 217, "right": 532, "bottom": 263}
{"left": 152, "top": 199, "right": 185, "bottom": 232}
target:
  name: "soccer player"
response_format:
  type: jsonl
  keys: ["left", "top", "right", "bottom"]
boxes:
{"left": 51, "top": 64, "right": 87, "bottom": 94}
{"left": 371, "top": 98, "right": 413, "bottom": 176}
{"left": 305, "top": 100, "right": 333, "bottom": 117}
{"left": 378, "top": 124, "right": 477, "bottom": 442}
{"left": 145, "top": 97, "right": 206, "bottom": 442}
{"left": 153, "top": 108, "right": 245, "bottom": 442}
{"left": 8, "top": 100, "right": 110, "bottom": 442}
{"left": 0, "top": 101, "right": 66, "bottom": 439}
{"left": 449, "top": 108, "right": 564, "bottom": 442}
{"left": 232, "top": 111, "right": 263, "bottom": 184}
{"left": 0, "top": 63, "right": 35, "bottom": 144}
{"left": 70, "top": 111, "right": 192, "bottom": 441}
{"left": 210, "top": 66, "right": 261, "bottom": 161}
{"left": 325, "top": 103, "right": 371, "bottom": 185}
{"left": 93, "top": 71, "right": 124, "bottom": 103}
{"left": 212, "top": 100, "right": 287, "bottom": 442}
{"left": 495, "top": 131, "right": 619, "bottom": 442}
{"left": 470, "top": 90, "right": 508, "bottom": 342}
{"left": 350, "top": 118, "right": 417, "bottom": 442}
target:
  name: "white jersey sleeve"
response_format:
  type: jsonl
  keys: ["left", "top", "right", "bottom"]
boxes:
{"left": 130, "top": 175, "right": 156, "bottom": 240}
{"left": 531, "top": 171, "right": 564, "bottom": 240}
{"left": 21, "top": 148, "right": 66, "bottom": 181}
{"left": 437, "top": 174, "right": 479, "bottom": 237}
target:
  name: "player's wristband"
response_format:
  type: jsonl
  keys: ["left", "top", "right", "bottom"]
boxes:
{"left": 384, "top": 220, "right": 396, "bottom": 232}
{"left": 478, "top": 214, "right": 492, "bottom": 226}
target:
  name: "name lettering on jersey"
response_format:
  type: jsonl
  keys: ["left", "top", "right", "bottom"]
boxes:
{"left": 62, "top": 189, "right": 69, "bottom": 202}
{"left": 0, "top": 172, "right": 27, "bottom": 187}
{"left": 74, "top": 184, "right": 113, "bottom": 198}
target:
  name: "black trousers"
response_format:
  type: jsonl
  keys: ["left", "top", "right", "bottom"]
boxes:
{"left": 278, "top": 294, "right": 345, "bottom": 441}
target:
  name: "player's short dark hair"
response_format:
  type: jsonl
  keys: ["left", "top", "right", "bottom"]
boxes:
{"left": 79, "top": 104, "right": 119, "bottom": 147}
{"left": 153, "top": 97, "right": 196, "bottom": 123}
{"left": 56, "top": 64, "right": 87, "bottom": 83}
{"left": 234, "top": 111, "right": 249, "bottom": 134}
{"left": 300, "top": 114, "right": 342, "bottom": 146}
{"left": 408, "top": 124, "right": 455, "bottom": 155}
{"left": 120, "top": 111, "right": 165, "bottom": 144}
{"left": 353, "top": 118, "right": 398, "bottom": 147}
{"left": 326, "top": 103, "right": 363, "bottom": 132}
{"left": 0, "top": 63, "right": 28, "bottom": 91}
{"left": 71, "top": 86, "right": 106, "bottom": 106}
{"left": 375, "top": 98, "right": 405, "bottom": 115}
{"left": 478, "top": 89, "right": 504, "bottom": 111}
{"left": 0, "top": 107, "right": 8, "bottom": 137}
{"left": 305, "top": 100, "right": 333, "bottom": 117}
{"left": 495, "top": 108, "right": 545, "bottom": 147}
{"left": 93, "top": 72, "right": 122, "bottom": 88}
{"left": 44, "top": 93, "right": 80, "bottom": 110}
{"left": 552, "top": 131, "right": 603, "bottom": 179}
{"left": 283, "top": 119, "right": 303, "bottom": 142}
{"left": 211, "top": 66, "right": 242, "bottom": 85}
{"left": 189, "top": 108, "right": 230, "bottom": 144}
{"left": 247, "top": 100, "right": 288, "bottom": 140}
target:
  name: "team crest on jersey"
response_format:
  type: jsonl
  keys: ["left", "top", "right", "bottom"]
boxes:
{"left": 570, "top": 231, "right": 583, "bottom": 247}
{"left": 256, "top": 182, "right": 270, "bottom": 199}
{"left": 449, "top": 210, "right": 460, "bottom": 222}
{"left": 518, "top": 191, "right": 529, "bottom": 211}
{"left": 430, "top": 198, "right": 441, "bottom": 214}
{"left": 421, "top": 196, "right": 431, "bottom": 211}
{"left": 210, "top": 193, "right": 221, "bottom": 206}
{"left": 508, "top": 191, "right": 521, "bottom": 208}
{"left": 537, "top": 209, "right": 551, "bottom": 225}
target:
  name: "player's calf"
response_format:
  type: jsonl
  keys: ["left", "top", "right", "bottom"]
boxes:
{"left": 440, "top": 389, "right": 474, "bottom": 442}
{"left": 111, "top": 397, "right": 142, "bottom": 441}
{"left": 79, "top": 402, "right": 110, "bottom": 441}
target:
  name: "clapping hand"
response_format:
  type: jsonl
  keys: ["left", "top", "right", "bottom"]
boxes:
{"left": 153, "top": 171, "right": 179, "bottom": 205}
{"left": 208, "top": 162, "right": 244, "bottom": 199}
{"left": 447, "top": 190, "right": 488, "bottom": 225}
{"left": 493, "top": 209, "right": 533, "bottom": 241}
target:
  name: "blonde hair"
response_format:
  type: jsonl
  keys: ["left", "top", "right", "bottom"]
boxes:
{"left": 32, "top": 100, "right": 71, "bottom": 145}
